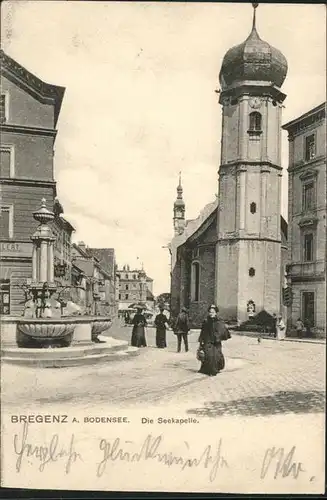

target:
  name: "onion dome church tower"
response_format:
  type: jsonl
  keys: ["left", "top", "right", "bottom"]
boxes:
{"left": 173, "top": 172, "right": 186, "bottom": 236}
{"left": 216, "top": 3, "right": 288, "bottom": 322}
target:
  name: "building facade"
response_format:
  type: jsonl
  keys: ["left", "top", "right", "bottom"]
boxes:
{"left": 170, "top": 5, "right": 289, "bottom": 326}
{"left": 283, "top": 103, "right": 326, "bottom": 335}
{"left": 116, "top": 265, "right": 154, "bottom": 311}
{"left": 0, "top": 50, "right": 65, "bottom": 315}
{"left": 88, "top": 247, "right": 118, "bottom": 317}
{"left": 52, "top": 198, "right": 75, "bottom": 288}
{"left": 70, "top": 243, "right": 117, "bottom": 317}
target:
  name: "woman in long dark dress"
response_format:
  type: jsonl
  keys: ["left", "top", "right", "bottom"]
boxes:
{"left": 131, "top": 306, "right": 147, "bottom": 347}
{"left": 154, "top": 306, "right": 169, "bottom": 348}
{"left": 198, "top": 305, "right": 231, "bottom": 376}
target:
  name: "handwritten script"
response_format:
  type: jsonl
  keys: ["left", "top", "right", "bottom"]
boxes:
{"left": 13, "top": 422, "right": 82, "bottom": 474}
{"left": 96, "top": 434, "right": 228, "bottom": 481}
{"left": 260, "top": 446, "right": 305, "bottom": 480}
{"left": 12, "top": 424, "right": 313, "bottom": 486}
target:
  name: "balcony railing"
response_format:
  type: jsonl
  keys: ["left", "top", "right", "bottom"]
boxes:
{"left": 289, "top": 260, "right": 325, "bottom": 278}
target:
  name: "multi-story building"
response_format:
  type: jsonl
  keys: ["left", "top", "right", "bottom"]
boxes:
{"left": 0, "top": 49, "right": 65, "bottom": 315}
{"left": 116, "top": 265, "right": 154, "bottom": 311}
{"left": 70, "top": 242, "right": 117, "bottom": 317}
{"left": 52, "top": 198, "right": 75, "bottom": 287}
{"left": 88, "top": 248, "right": 118, "bottom": 317}
{"left": 282, "top": 103, "right": 326, "bottom": 335}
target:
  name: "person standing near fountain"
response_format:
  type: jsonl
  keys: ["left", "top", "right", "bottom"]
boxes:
{"left": 131, "top": 305, "right": 147, "bottom": 347}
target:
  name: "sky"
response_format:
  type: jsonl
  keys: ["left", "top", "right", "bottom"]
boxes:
{"left": 1, "top": 2, "right": 326, "bottom": 295}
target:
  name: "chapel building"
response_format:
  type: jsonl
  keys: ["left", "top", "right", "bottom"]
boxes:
{"left": 170, "top": 5, "right": 288, "bottom": 326}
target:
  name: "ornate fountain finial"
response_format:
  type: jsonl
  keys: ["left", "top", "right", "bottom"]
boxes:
{"left": 33, "top": 198, "right": 55, "bottom": 225}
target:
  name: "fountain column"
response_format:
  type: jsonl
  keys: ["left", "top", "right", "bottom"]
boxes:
{"left": 48, "top": 242, "right": 54, "bottom": 282}
{"left": 32, "top": 245, "right": 37, "bottom": 281}
{"left": 30, "top": 199, "right": 57, "bottom": 315}
{"left": 39, "top": 242, "right": 48, "bottom": 282}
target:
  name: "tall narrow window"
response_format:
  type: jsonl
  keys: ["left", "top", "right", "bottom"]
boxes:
{"left": 0, "top": 94, "right": 8, "bottom": 123}
{"left": 305, "top": 134, "right": 315, "bottom": 161}
{"left": 0, "top": 146, "right": 14, "bottom": 178}
{"left": 0, "top": 279, "right": 10, "bottom": 315}
{"left": 250, "top": 202, "right": 256, "bottom": 214}
{"left": 249, "top": 112, "right": 262, "bottom": 132}
{"left": 303, "top": 233, "right": 314, "bottom": 262}
{"left": 302, "top": 291, "right": 315, "bottom": 326}
{"left": 191, "top": 262, "right": 200, "bottom": 302}
{"left": 302, "top": 182, "right": 315, "bottom": 211}
{"left": 0, "top": 206, "right": 13, "bottom": 238}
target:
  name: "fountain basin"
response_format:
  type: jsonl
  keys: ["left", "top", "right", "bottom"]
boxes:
{"left": 17, "top": 321, "right": 75, "bottom": 338}
{"left": 91, "top": 319, "right": 112, "bottom": 342}
{"left": 1, "top": 316, "right": 113, "bottom": 348}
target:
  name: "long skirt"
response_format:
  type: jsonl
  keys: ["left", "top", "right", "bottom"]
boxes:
{"left": 156, "top": 327, "right": 167, "bottom": 348}
{"left": 131, "top": 326, "right": 147, "bottom": 347}
{"left": 198, "top": 342, "right": 225, "bottom": 376}
{"left": 277, "top": 326, "right": 286, "bottom": 340}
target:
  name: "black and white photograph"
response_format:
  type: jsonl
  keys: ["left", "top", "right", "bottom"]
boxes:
{"left": 0, "top": 1, "right": 326, "bottom": 494}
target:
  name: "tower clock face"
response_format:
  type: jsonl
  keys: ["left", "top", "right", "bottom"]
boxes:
{"left": 249, "top": 97, "right": 261, "bottom": 109}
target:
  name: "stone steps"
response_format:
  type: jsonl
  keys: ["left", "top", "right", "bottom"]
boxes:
{"left": 1, "top": 337, "right": 128, "bottom": 359}
{"left": 0, "top": 335, "right": 139, "bottom": 368}
{"left": 1, "top": 346, "right": 139, "bottom": 368}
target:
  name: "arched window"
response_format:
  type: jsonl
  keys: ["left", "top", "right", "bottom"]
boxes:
{"left": 191, "top": 262, "right": 200, "bottom": 302}
{"left": 249, "top": 112, "right": 262, "bottom": 132}
{"left": 249, "top": 267, "right": 256, "bottom": 277}
{"left": 250, "top": 202, "right": 256, "bottom": 214}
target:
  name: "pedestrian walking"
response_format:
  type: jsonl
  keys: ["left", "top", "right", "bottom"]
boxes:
{"left": 295, "top": 318, "right": 304, "bottom": 338}
{"left": 131, "top": 305, "right": 147, "bottom": 347}
{"left": 174, "top": 307, "right": 190, "bottom": 352}
{"left": 276, "top": 315, "right": 286, "bottom": 341}
{"left": 154, "top": 305, "right": 169, "bottom": 348}
{"left": 197, "top": 304, "right": 231, "bottom": 376}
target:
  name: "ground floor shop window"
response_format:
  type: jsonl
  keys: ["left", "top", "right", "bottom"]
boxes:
{"left": 301, "top": 291, "right": 315, "bottom": 327}
{"left": 0, "top": 279, "right": 10, "bottom": 314}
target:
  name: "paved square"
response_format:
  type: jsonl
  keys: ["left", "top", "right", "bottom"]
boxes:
{"left": 2, "top": 326, "right": 325, "bottom": 416}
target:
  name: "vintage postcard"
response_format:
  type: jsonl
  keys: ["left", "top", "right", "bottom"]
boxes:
{"left": 0, "top": 1, "right": 326, "bottom": 495}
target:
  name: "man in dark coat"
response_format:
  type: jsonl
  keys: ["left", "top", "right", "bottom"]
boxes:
{"left": 174, "top": 307, "right": 190, "bottom": 352}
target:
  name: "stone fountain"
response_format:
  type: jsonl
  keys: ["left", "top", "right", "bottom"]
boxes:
{"left": 0, "top": 199, "right": 139, "bottom": 367}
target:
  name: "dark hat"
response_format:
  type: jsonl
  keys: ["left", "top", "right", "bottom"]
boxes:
{"left": 208, "top": 304, "right": 219, "bottom": 313}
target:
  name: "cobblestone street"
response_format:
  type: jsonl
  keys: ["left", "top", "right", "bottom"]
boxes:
{"left": 2, "top": 325, "right": 325, "bottom": 494}
{"left": 2, "top": 325, "right": 325, "bottom": 416}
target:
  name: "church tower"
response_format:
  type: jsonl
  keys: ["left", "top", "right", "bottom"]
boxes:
{"left": 216, "top": 4, "right": 288, "bottom": 322}
{"left": 173, "top": 172, "right": 186, "bottom": 235}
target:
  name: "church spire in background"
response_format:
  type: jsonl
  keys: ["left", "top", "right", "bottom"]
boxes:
{"left": 173, "top": 171, "right": 186, "bottom": 236}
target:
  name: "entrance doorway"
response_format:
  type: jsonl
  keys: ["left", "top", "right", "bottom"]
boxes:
{"left": 301, "top": 291, "right": 315, "bottom": 327}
